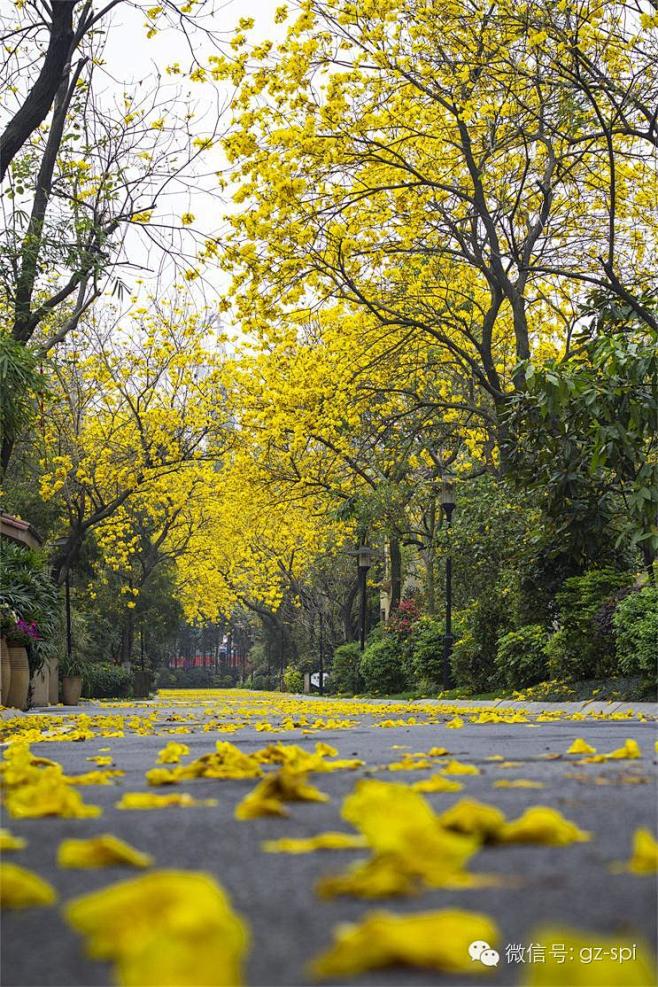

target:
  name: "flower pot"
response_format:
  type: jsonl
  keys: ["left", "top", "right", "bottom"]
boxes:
{"left": 6, "top": 645, "right": 29, "bottom": 709}
{"left": 62, "top": 675, "right": 82, "bottom": 706}
{"left": 1, "top": 637, "right": 11, "bottom": 706}
{"left": 48, "top": 657, "right": 59, "bottom": 705}
{"left": 30, "top": 664, "right": 50, "bottom": 707}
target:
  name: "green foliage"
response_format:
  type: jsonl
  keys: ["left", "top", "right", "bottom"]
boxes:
{"left": 82, "top": 661, "right": 133, "bottom": 699}
{"left": 613, "top": 586, "right": 658, "bottom": 678}
{"left": 283, "top": 665, "right": 304, "bottom": 693}
{"left": 495, "top": 624, "right": 548, "bottom": 689}
{"left": 507, "top": 314, "right": 658, "bottom": 566}
{"left": 0, "top": 334, "right": 46, "bottom": 452}
{"left": 0, "top": 541, "right": 60, "bottom": 671}
{"left": 450, "top": 593, "right": 513, "bottom": 692}
{"left": 410, "top": 616, "right": 444, "bottom": 690}
{"left": 550, "top": 568, "right": 633, "bottom": 679}
{"left": 330, "top": 642, "right": 362, "bottom": 693}
{"left": 60, "top": 652, "right": 89, "bottom": 677}
{"left": 359, "top": 637, "right": 406, "bottom": 694}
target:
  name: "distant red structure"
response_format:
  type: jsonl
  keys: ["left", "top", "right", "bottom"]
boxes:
{"left": 169, "top": 652, "right": 244, "bottom": 670}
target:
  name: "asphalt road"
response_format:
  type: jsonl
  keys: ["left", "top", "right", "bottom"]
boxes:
{"left": 1, "top": 694, "right": 657, "bottom": 987}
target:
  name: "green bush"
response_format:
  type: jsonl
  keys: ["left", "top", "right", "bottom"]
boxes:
{"left": 283, "top": 666, "right": 304, "bottom": 693}
{"left": 613, "top": 587, "right": 658, "bottom": 678}
{"left": 360, "top": 637, "right": 407, "bottom": 694}
{"left": 450, "top": 595, "right": 510, "bottom": 692}
{"left": 331, "top": 643, "right": 362, "bottom": 693}
{"left": 410, "top": 617, "right": 444, "bottom": 690}
{"left": 495, "top": 624, "right": 548, "bottom": 689}
{"left": 82, "top": 661, "right": 133, "bottom": 699}
{"left": 551, "top": 567, "right": 632, "bottom": 679}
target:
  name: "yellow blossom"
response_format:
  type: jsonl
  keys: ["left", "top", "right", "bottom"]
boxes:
{"left": 312, "top": 909, "right": 500, "bottom": 978}
{"left": 57, "top": 835, "right": 153, "bottom": 869}
{"left": 65, "top": 871, "right": 249, "bottom": 986}
{"left": 1, "top": 862, "right": 57, "bottom": 908}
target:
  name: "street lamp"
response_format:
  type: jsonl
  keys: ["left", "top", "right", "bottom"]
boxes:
{"left": 440, "top": 475, "right": 456, "bottom": 690}
{"left": 357, "top": 545, "right": 377, "bottom": 652}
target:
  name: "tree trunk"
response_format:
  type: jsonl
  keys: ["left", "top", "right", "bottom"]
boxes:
{"left": 0, "top": 1, "right": 76, "bottom": 180}
{"left": 389, "top": 538, "right": 402, "bottom": 611}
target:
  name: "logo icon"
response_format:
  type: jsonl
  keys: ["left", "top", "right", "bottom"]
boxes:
{"left": 469, "top": 940, "right": 500, "bottom": 967}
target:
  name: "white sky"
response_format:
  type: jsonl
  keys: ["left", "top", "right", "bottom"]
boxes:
{"left": 98, "top": 0, "right": 285, "bottom": 328}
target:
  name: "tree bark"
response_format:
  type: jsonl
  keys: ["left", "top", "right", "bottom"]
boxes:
{"left": 0, "top": 2, "right": 76, "bottom": 181}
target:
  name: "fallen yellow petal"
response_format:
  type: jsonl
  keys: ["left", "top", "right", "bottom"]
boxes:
{"left": 440, "top": 759, "right": 480, "bottom": 776}
{"left": 498, "top": 806, "right": 590, "bottom": 845}
{"left": 312, "top": 909, "right": 499, "bottom": 977}
{"left": 0, "top": 828, "right": 27, "bottom": 851}
{"left": 412, "top": 775, "right": 464, "bottom": 793}
{"left": 57, "top": 835, "right": 153, "bottom": 869}
{"left": 438, "top": 798, "right": 507, "bottom": 841}
{"left": 0, "top": 862, "right": 57, "bottom": 908}
{"left": 566, "top": 738, "right": 597, "bottom": 755}
{"left": 261, "top": 832, "right": 368, "bottom": 853}
{"left": 523, "top": 926, "right": 656, "bottom": 985}
{"left": 116, "top": 792, "right": 217, "bottom": 810}
{"left": 64, "top": 870, "right": 248, "bottom": 986}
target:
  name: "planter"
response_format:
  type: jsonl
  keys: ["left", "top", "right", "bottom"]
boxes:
{"left": 6, "top": 645, "right": 29, "bottom": 709}
{"left": 30, "top": 664, "right": 50, "bottom": 707}
{"left": 48, "top": 657, "right": 59, "bottom": 704}
{"left": 62, "top": 675, "right": 82, "bottom": 706}
{"left": 1, "top": 637, "right": 11, "bottom": 706}
{"left": 133, "top": 669, "right": 152, "bottom": 699}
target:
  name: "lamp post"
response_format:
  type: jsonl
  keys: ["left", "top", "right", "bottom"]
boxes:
{"left": 440, "top": 475, "right": 456, "bottom": 690}
{"left": 357, "top": 545, "right": 376, "bottom": 652}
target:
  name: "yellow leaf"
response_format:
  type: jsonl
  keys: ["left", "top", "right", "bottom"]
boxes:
{"left": 57, "top": 835, "right": 153, "bottom": 869}
{"left": 566, "top": 738, "right": 596, "bottom": 755}
{"left": 498, "top": 806, "right": 590, "bottom": 845}
{"left": 156, "top": 742, "right": 190, "bottom": 764}
{"left": 522, "top": 927, "right": 656, "bottom": 985}
{"left": 412, "top": 775, "right": 463, "bottom": 793}
{"left": 64, "top": 871, "right": 248, "bottom": 986}
{"left": 612, "top": 828, "right": 658, "bottom": 875}
{"left": 438, "top": 798, "right": 507, "bottom": 841}
{"left": 235, "top": 768, "right": 328, "bottom": 820}
{"left": 261, "top": 832, "right": 367, "bottom": 853}
{"left": 440, "top": 759, "right": 480, "bottom": 776}
{"left": 116, "top": 792, "right": 217, "bottom": 810}
{"left": 312, "top": 909, "right": 499, "bottom": 978}
{"left": 0, "top": 828, "right": 27, "bottom": 851}
{"left": 0, "top": 862, "right": 57, "bottom": 908}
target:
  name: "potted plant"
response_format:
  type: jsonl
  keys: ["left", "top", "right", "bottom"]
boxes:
{"left": 0, "top": 603, "right": 18, "bottom": 705}
{"left": 60, "top": 654, "right": 87, "bottom": 705}
{"left": 5, "top": 617, "right": 41, "bottom": 710}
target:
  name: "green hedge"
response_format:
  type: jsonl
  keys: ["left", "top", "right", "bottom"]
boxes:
{"left": 613, "top": 586, "right": 658, "bottom": 678}
{"left": 331, "top": 643, "right": 362, "bottom": 693}
{"left": 360, "top": 637, "right": 407, "bottom": 694}
{"left": 495, "top": 624, "right": 548, "bottom": 689}
{"left": 82, "top": 662, "right": 133, "bottom": 699}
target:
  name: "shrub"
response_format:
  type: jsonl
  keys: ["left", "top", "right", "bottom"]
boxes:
{"left": 495, "top": 624, "right": 548, "bottom": 689}
{"left": 552, "top": 567, "right": 632, "bottom": 679}
{"left": 613, "top": 586, "right": 658, "bottom": 678}
{"left": 450, "top": 596, "right": 510, "bottom": 692}
{"left": 360, "top": 637, "right": 407, "bottom": 694}
{"left": 283, "top": 666, "right": 304, "bottom": 693}
{"left": 410, "top": 617, "right": 444, "bottom": 690}
{"left": 82, "top": 661, "right": 133, "bottom": 699}
{"left": 330, "top": 643, "right": 362, "bottom": 693}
